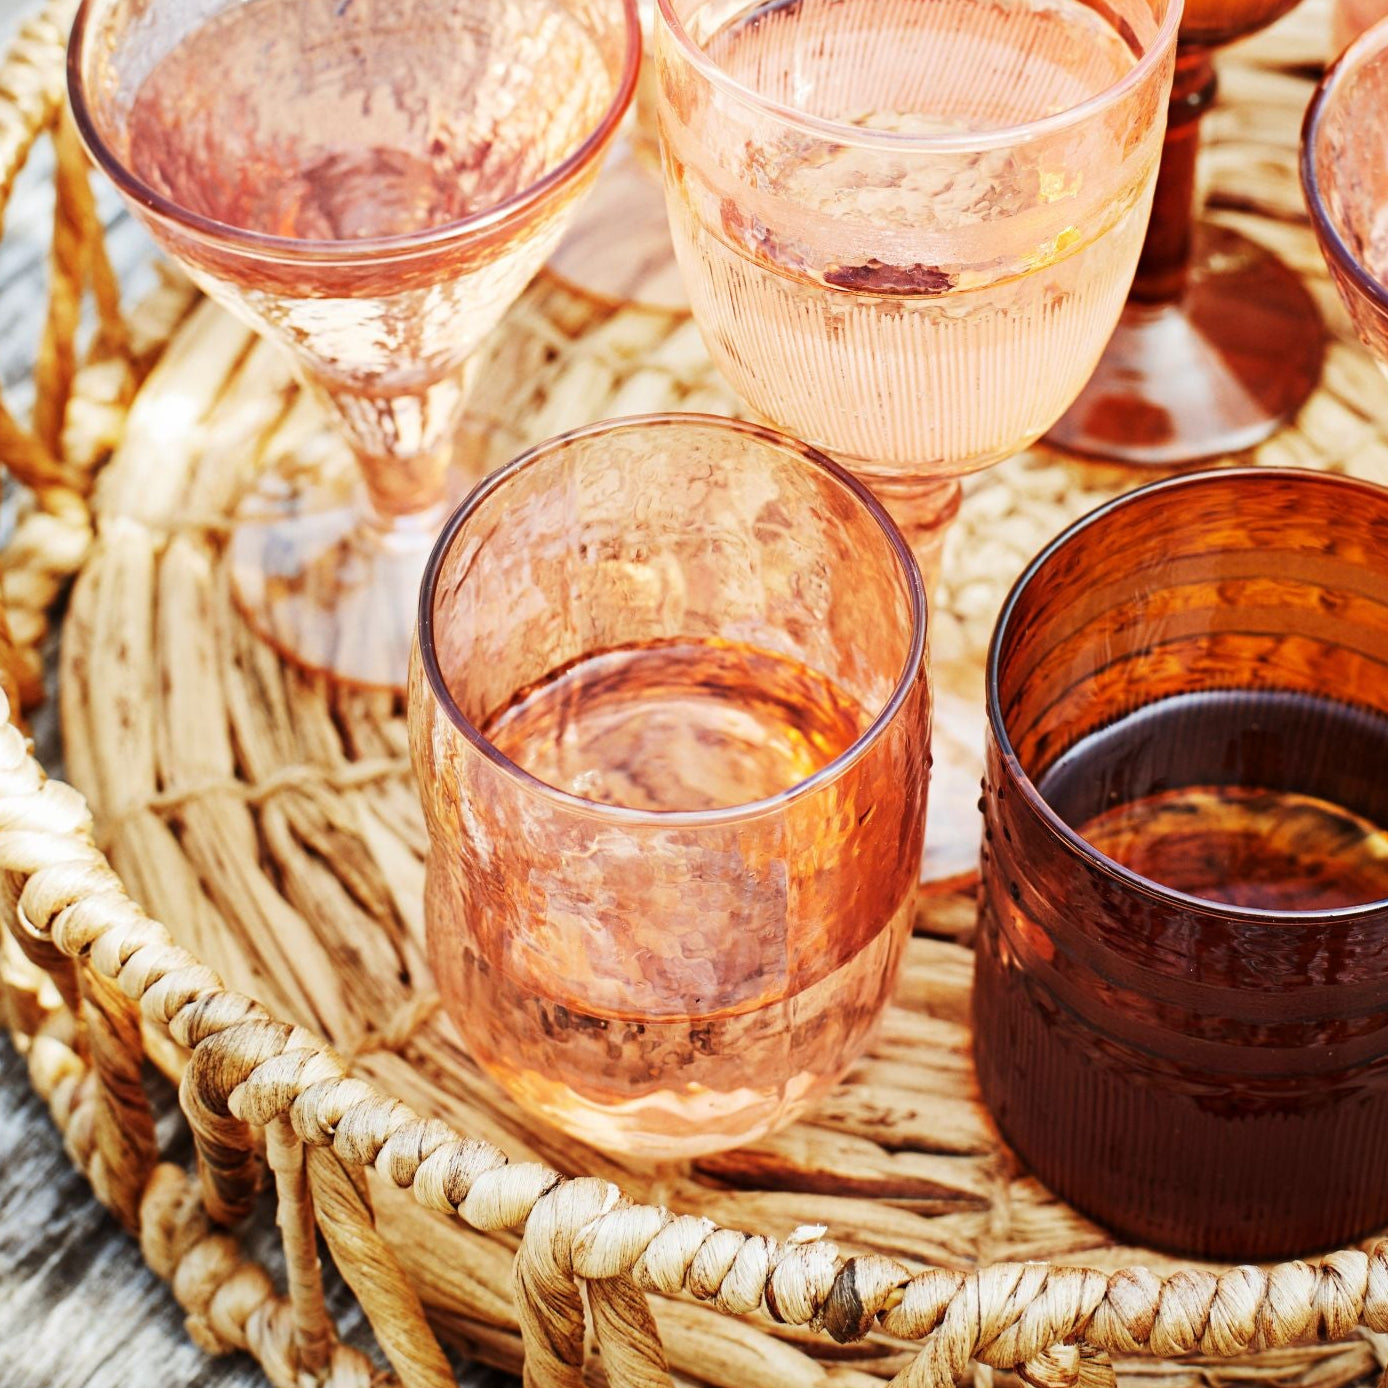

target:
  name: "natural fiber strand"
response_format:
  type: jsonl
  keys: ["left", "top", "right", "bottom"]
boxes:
{"left": 265, "top": 1113, "right": 337, "bottom": 1378}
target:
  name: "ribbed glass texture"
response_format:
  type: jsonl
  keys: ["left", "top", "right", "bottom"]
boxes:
{"left": 975, "top": 469, "right": 1388, "bottom": 1260}
{"left": 656, "top": 0, "right": 1178, "bottom": 478}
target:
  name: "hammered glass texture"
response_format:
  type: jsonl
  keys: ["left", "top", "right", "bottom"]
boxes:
{"left": 70, "top": 0, "right": 636, "bottom": 689}
{"left": 974, "top": 469, "right": 1388, "bottom": 1260}
{"left": 654, "top": 0, "right": 1177, "bottom": 480}
{"left": 1304, "top": 21, "right": 1388, "bottom": 366}
{"left": 409, "top": 417, "right": 930, "bottom": 1158}
{"left": 72, "top": 0, "right": 635, "bottom": 507}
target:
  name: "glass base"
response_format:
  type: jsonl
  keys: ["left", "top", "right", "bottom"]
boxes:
{"left": 922, "top": 661, "right": 987, "bottom": 892}
{"left": 546, "top": 133, "right": 688, "bottom": 311}
{"left": 1046, "top": 224, "right": 1324, "bottom": 467}
{"left": 852, "top": 471, "right": 983, "bottom": 890}
{"left": 228, "top": 464, "right": 465, "bottom": 692}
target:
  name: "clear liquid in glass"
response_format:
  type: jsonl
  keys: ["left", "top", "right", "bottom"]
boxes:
{"left": 485, "top": 637, "right": 866, "bottom": 810}
{"left": 431, "top": 637, "right": 914, "bottom": 1156}
{"left": 664, "top": 0, "right": 1151, "bottom": 472}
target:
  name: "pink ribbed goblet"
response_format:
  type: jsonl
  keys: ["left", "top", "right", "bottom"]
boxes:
{"left": 654, "top": 0, "right": 1181, "bottom": 880}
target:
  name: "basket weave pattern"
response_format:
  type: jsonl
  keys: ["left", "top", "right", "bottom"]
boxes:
{"left": 7, "top": 3, "right": 1388, "bottom": 1387}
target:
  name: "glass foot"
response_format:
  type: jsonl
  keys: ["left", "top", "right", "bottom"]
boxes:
{"left": 853, "top": 471, "right": 981, "bottom": 889}
{"left": 1045, "top": 223, "right": 1324, "bottom": 466}
{"left": 922, "top": 659, "right": 986, "bottom": 891}
{"left": 229, "top": 465, "right": 465, "bottom": 692}
{"left": 546, "top": 133, "right": 688, "bottom": 311}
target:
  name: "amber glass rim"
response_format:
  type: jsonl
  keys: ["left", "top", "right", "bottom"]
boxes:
{"left": 654, "top": 0, "right": 1183, "bottom": 154}
{"left": 67, "top": 0, "right": 642, "bottom": 264}
{"left": 1301, "top": 16, "right": 1388, "bottom": 323}
{"left": 418, "top": 412, "right": 928, "bottom": 826}
{"left": 986, "top": 466, "right": 1388, "bottom": 925}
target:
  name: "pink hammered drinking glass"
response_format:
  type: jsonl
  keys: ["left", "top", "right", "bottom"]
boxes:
{"left": 69, "top": 0, "right": 639, "bottom": 691}
{"left": 654, "top": 0, "right": 1181, "bottom": 881}
{"left": 409, "top": 415, "right": 929, "bottom": 1157}
{"left": 1303, "top": 17, "right": 1388, "bottom": 367}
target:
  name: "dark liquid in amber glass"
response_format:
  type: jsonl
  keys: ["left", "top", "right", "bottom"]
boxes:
{"left": 1040, "top": 690, "right": 1388, "bottom": 911}
{"left": 974, "top": 469, "right": 1388, "bottom": 1260}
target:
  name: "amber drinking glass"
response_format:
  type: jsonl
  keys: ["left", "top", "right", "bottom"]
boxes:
{"left": 654, "top": 0, "right": 1180, "bottom": 881}
{"left": 409, "top": 415, "right": 930, "bottom": 1158}
{"left": 974, "top": 468, "right": 1388, "bottom": 1260}
{"left": 1303, "top": 18, "right": 1388, "bottom": 364}
{"left": 1048, "top": 0, "right": 1323, "bottom": 465}
{"left": 69, "top": 0, "right": 639, "bottom": 691}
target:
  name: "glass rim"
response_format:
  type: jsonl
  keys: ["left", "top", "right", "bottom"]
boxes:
{"left": 1301, "top": 15, "right": 1388, "bottom": 324}
{"left": 653, "top": 0, "right": 1184, "bottom": 154}
{"left": 417, "top": 411, "right": 929, "bottom": 827}
{"left": 986, "top": 465, "right": 1388, "bottom": 925}
{"left": 66, "top": 0, "right": 643, "bottom": 264}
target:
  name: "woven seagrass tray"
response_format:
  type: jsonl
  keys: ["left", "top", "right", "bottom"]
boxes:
{"left": 7, "top": 2, "right": 1388, "bottom": 1386}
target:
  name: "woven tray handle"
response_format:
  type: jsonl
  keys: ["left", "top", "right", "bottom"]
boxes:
{"left": 0, "top": 0, "right": 149, "bottom": 1252}
{"left": 0, "top": 7, "right": 679, "bottom": 1384}
{"left": 0, "top": 9, "right": 394, "bottom": 1384}
{"left": 0, "top": 0, "right": 166, "bottom": 1245}
{"left": 0, "top": 0, "right": 133, "bottom": 710}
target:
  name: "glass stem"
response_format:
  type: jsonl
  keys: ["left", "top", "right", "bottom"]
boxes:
{"left": 355, "top": 439, "right": 453, "bottom": 532}
{"left": 312, "top": 362, "right": 478, "bottom": 530}
{"left": 857, "top": 469, "right": 976, "bottom": 889}
{"left": 1131, "top": 45, "right": 1218, "bottom": 306}
{"left": 855, "top": 470, "right": 963, "bottom": 601}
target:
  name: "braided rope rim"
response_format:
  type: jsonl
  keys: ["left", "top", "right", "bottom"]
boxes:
{"left": 7, "top": 695, "right": 1388, "bottom": 1388}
